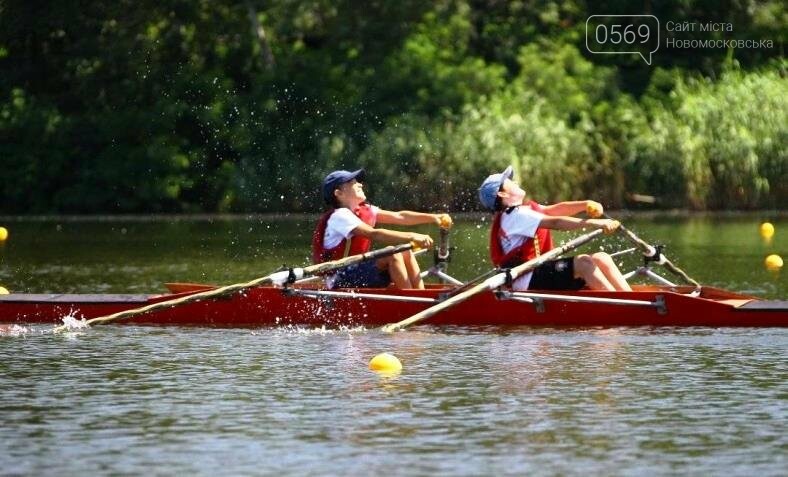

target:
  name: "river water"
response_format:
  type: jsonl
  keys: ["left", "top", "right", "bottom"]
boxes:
{"left": 0, "top": 215, "right": 786, "bottom": 475}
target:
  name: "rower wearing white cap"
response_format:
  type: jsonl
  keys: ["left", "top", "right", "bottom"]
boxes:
{"left": 478, "top": 165, "right": 631, "bottom": 292}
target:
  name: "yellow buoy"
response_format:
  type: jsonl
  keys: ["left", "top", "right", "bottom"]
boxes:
{"left": 765, "top": 254, "right": 783, "bottom": 272}
{"left": 0, "top": 227, "right": 8, "bottom": 241}
{"left": 760, "top": 222, "right": 775, "bottom": 239}
{"left": 369, "top": 353, "right": 402, "bottom": 373}
{"left": 0, "top": 286, "right": 9, "bottom": 294}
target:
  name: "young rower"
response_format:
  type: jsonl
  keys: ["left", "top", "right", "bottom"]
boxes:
{"left": 478, "top": 165, "right": 632, "bottom": 292}
{"left": 313, "top": 169, "right": 452, "bottom": 289}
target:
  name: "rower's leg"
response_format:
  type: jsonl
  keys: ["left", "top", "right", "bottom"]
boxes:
{"left": 402, "top": 249, "right": 425, "bottom": 289}
{"left": 591, "top": 252, "right": 632, "bottom": 291}
{"left": 573, "top": 254, "right": 615, "bottom": 291}
{"left": 378, "top": 254, "right": 410, "bottom": 289}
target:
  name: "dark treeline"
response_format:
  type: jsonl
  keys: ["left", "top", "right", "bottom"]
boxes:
{"left": 0, "top": 0, "right": 785, "bottom": 214}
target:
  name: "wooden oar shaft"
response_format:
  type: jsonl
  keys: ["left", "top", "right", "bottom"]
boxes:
{"left": 620, "top": 226, "right": 657, "bottom": 257}
{"left": 381, "top": 229, "right": 604, "bottom": 332}
{"left": 609, "top": 217, "right": 700, "bottom": 288}
{"left": 381, "top": 278, "right": 504, "bottom": 333}
{"left": 508, "top": 229, "right": 604, "bottom": 278}
{"left": 66, "top": 276, "right": 272, "bottom": 328}
{"left": 303, "top": 242, "right": 416, "bottom": 276}
{"left": 54, "top": 242, "right": 419, "bottom": 332}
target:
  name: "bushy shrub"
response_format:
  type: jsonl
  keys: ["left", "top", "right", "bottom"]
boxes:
{"left": 631, "top": 68, "right": 787, "bottom": 208}
{"left": 359, "top": 52, "right": 786, "bottom": 211}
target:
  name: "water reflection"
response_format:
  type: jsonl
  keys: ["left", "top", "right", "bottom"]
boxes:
{"left": 0, "top": 326, "right": 786, "bottom": 474}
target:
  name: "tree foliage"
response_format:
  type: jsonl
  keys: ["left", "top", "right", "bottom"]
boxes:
{"left": 0, "top": 0, "right": 785, "bottom": 213}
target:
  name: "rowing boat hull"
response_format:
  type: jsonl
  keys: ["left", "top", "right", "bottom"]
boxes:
{"left": 0, "top": 285, "right": 786, "bottom": 328}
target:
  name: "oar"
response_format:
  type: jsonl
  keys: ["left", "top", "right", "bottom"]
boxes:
{"left": 54, "top": 242, "right": 423, "bottom": 333}
{"left": 605, "top": 214, "right": 700, "bottom": 288}
{"left": 381, "top": 229, "right": 604, "bottom": 332}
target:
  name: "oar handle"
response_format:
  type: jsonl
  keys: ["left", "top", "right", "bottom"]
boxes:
{"left": 437, "top": 227, "right": 450, "bottom": 260}
{"left": 381, "top": 228, "right": 604, "bottom": 332}
{"left": 301, "top": 242, "right": 418, "bottom": 277}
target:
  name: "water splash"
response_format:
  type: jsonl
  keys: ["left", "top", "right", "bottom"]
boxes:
{"left": 0, "top": 324, "right": 32, "bottom": 336}
{"left": 58, "top": 312, "right": 89, "bottom": 331}
{"left": 252, "top": 324, "right": 367, "bottom": 335}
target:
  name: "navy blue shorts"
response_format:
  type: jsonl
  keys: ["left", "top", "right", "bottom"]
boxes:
{"left": 331, "top": 260, "right": 391, "bottom": 289}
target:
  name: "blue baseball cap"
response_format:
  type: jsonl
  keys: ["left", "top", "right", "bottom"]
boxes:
{"left": 478, "top": 166, "right": 514, "bottom": 211}
{"left": 322, "top": 169, "right": 365, "bottom": 203}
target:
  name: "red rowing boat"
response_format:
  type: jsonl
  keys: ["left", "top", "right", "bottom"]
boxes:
{"left": 1, "top": 283, "right": 786, "bottom": 328}
{"left": 1, "top": 226, "right": 785, "bottom": 330}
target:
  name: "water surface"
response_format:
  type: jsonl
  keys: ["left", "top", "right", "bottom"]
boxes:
{"left": 1, "top": 326, "right": 785, "bottom": 475}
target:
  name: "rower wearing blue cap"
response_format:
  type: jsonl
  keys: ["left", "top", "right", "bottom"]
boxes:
{"left": 479, "top": 165, "right": 631, "bottom": 292}
{"left": 312, "top": 169, "right": 452, "bottom": 289}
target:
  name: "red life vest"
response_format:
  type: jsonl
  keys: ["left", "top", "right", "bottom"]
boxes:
{"left": 311, "top": 203, "right": 377, "bottom": 264}
{"left": 490, "top": 201, "right": 554, "bottom": 267}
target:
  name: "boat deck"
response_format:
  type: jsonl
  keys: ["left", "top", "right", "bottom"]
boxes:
{"left": 0, "top": 294, "right": 151, "bottom": 303}
{"left": 736, "top": 300, "right": 788, "bottom": 310}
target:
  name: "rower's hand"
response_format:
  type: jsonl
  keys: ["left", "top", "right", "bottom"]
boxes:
{"left": 592, "top": 219, "right": 620, "bottom": 235}
{"left": 410, "top": 233, "right": 434, "bottom": 250}
{"left": 586, "top": 200, "right": 604, "bottom": 218}
{"left": 435, "top": 213, "right": 453, "bottom": 229}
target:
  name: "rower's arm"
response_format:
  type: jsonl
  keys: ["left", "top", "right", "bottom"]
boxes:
{"left": 541, "top": 201, "right": 594, "bottom": 216}
{"left": 376, "top": 209, "right": 451, "bottom": 227}
{"left": 351, "top": 223, "right": 433, "bottom": 247}
{"left": 540, "top": 216, "right": 620, "bottom": 234}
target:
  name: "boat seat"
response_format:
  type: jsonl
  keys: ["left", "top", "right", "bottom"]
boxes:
{"left": 0, "top": 294, "right": 149, "bottom": 303}
{"left": 718, "top": 299, "right": 754, "bottom": 307}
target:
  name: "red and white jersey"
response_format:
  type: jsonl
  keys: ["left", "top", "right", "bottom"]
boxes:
{"left": 323, "top": 205, "right": 379, "bottom": 249}
{"left": 490, "top": 201, "right": 553, "bottom": 290}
